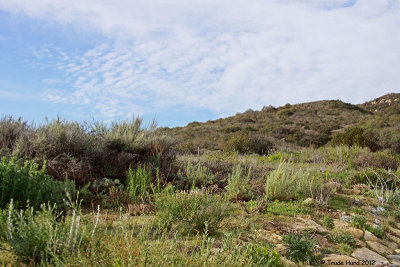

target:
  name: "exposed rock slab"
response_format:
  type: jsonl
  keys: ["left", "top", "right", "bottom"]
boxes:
{"left": 351, "top": 247, "right": 388, "bottom": 264}
{"left": 364, "top": 230, "right": 380, "bottom": 242}
{"left": 366, "top": 241, "right": 393, "bottom": 256}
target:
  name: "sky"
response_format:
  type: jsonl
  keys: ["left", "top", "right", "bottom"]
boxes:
{"left": 0, "top": 0, "right": 399, "bottom": 127}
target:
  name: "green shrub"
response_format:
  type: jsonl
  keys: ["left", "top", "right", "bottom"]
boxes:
{"left": 223, "top": 132, "right": 273, "bottom": 155}
{"left": 177, "top": 162, "right": 215, "bottom": 189}
{"left": 368, "top": 226, "right": 384, "bottom": 239}
{"left": 283, "top": 232, "right": 319, "bottom": 265}
{"left": 265, "top": 162, "right": 335, "bottom": 202}
{"left": 154, "top": 188, "right": 229, "bottom": 234}
{"left": 225, "top": 165, "right": 252, "bottom": 201}
{"left": 321, "top": 215, "right": 334, "bottom": 229}
{"left": 0, "top": 157, "right": 76, "bottom": 209}
{"left": 330, "top": 127, "right": 379, "bottom": 152}
{"left": 330, "top": 230, "right": 356, "bottom": 247}
{"left": 127, "top": 164, "right": 153, "bottom": 202}
{"left": 247, "top": 244, "right": 280, "bottom": 266}
{"left": 5, "top": 200, "right": 96, "bottom": 264}
{"left": 350, "top": 215, "right": 367, "bottom": 230}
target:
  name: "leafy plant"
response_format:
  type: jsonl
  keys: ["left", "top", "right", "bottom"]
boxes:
{"left": 321, "top": 215, "right": 334, "bottom": 229}
{"left": 177, "top": 162, "right": 215, "bottom": 189}
{"left": 0, "top": 157, "right": 76, "bottom": 209}
{"left": 350, "top": 215, "right": 367, "bottom": 230}
{"left": 127, "top": 164, "right": 152, "bottom": 202}
{"left": 330, "top": 230, "right": 356, "bottom": 247}
{"left": 282, "top": 232, "right": 319, "bottom": 265}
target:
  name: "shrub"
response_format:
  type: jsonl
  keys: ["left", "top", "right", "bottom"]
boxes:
{"left": 177, "top": 162, "right": 215, "bottom": 189}
{"left": 0, "top": 157, "right": 76, "bottom": 210}
{"left": 282, "top": 232, "right": 319, "bottom": 265}
{"left": 350, "top": 215, "right": 367, "bottom": 230}
{"left": 265, "top": 162, "right": 335, "bottom": 202}
{"left": 127, "top": 164, "right": 153, "bottom": 203}
{"left": 225, "top": 165, "right": 252, "bottom": 201}
{"left": 354, "top": 151, "right": 399, "bottom": 170}
{"left": 330, "top": 230, "right": 356, "bottom": 247}
{"left": 5, "top": 200, "right": 96, "bottom": 264}
{"left": 154, "top": 188, "right": 229, "bottom": 234}
{"left": 247, "top": 244, "right": 280, "bottom": 266}
{"left": 321, "top": 215, "right": 334, "bottom": 229}
{"left": 330, "top": 127, "right": 379, "bottom": 152}
{"left": 224, "top": 132, "right": 273, "bottom": 155}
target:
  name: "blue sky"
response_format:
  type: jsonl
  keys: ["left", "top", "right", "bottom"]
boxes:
{"left": 0, "top": 0, "right": 399, "bottom": 127}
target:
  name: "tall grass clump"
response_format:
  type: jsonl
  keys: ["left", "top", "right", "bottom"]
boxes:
{"left": 154, "top": 187, "right": 230, "bottom": 234}
{"left": 0, "top": 157, "right": 75, "bottom": 209}
{"left": 225, "top": 164, "right": 252, "bottom": 201}
{"left": 5, "top": 200, "right": 97, "bottom": 264}
{"left": 177, "top": 162, "right": 215, "bottom": 189}
{"left": 265, "top": 161, "right": 299, "bottom": 201}
{"left": 127, "top": 164, "right": 154, "bottom": 202}
{"left": 265, "top": 161, "right": 336, "bottom": 202}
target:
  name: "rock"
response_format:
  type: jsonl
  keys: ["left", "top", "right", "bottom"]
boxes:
{"left": 388, "top": 234, "right": 400, "bottom": 245}
{"left": 365, "top": 230, "right": 381, "bottom": 242}
{"left": 275, "top": 244, "right": 287, "bottom": 254}
{"left": 281, "top": 257, "right": 298, "bottom": 267}
{"left": 303, "top": 198, "right": 315, "bottom": 206}
{"left": 353, "top": 198, "right": 362, "bottom": 206}
{"left": 387, "top": 255, "right": 400, "bottom": 261}
{"left": 339, "top": 214, "right": 352, "bottom": 223}
{"left": 383, "top": 240, "right": 399, "bottom": 251}
{"left": 395, "top": 248, "right": 400, "bottom": 254}
{"left": 294, "top": 217, "right": 329, "bottom": 233}
{"left": 352, "top": 247, "right": 389, "bottom": 264}
{"left": 356, "top": 239, "right": 366, "bottom": 247}
{"left": 322, "top": 255, "right": 358, "bottom": 267}
{"left": 388, "top": 226, "right": 400, "bottom": 237}
{"left": 334, "top": 219, "right": 363, "bottom": 239}
{"left": 349, "top": 188, "right": 361, "bottom": 195}
{"left": 366, "top": 241, "right": 394, "bottom": 255}
{"left": 389, "top": 264, "right": 399, "bottom": 267}
{"left": 372, "top": 206, "right": 385, "bottom": 215}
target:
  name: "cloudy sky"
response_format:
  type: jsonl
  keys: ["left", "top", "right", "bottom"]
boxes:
{"left": 0, "top": 0, "right": 399, "bottom": 126}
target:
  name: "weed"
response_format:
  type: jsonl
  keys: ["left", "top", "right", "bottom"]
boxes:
{"left": 350, "top": 215, "right": 367, "bottom": 230}
{"left": 226, "top": 164, "right": 252, "bottom": 201}
{"left": 154, "top": 188, "right": 230, "bottom": 234}
{"left": 177, "top": 162, "right": 215, "bottom": 189}
{"left": 282, "top": 232, "right": 319, "bottom": 265}
{"left": 127, "top": 164, "right": 152, "bottom": 203}
{"left": 330, "top": 230, "right": 356, "bottom": 247}
{"left": 321, "top": 215, "right": 334, "bottom": 229}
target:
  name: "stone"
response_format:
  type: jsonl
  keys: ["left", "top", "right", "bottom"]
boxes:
{"left": 280, "top": 257, "right": 298, "bottom": 267}
{"left": 334, "top": 219, "right": 364, "bottom": 239}
{"left": 383, "top": 240, "right": 399, "bottom": 251}
{"left": 366, "top": 241, "right": 394, "bottom": 255}
{"left": 388, "top": 234, "right": 400, "bottom": 245}
{"left": 294, "top": 217, "right": 329, "bottom": 233}
{"left": 352, "top": 247, "right": 389, "bottom": 264}
{"left": 349, "top": 188, "right": 361, "bottom": 195}
{"left": 395, "top": 249, "right": 400, "bottom": 254}
{"left": 387, "top": 255, "right": 400, "bottom": 261}
{"left": 322, "top": 255, "right": 358, "bottom": 267}
{"left": 302, "top": 198, "right": 315, "bottom": 206}
{"left": 364, "top": 230, "right": 381, "bottom": 242}
{"left": 388, "top": 226, "right": 400, "bottom": 238}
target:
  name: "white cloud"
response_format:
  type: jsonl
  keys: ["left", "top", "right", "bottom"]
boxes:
{"left": 1, "top": 0, "right": 400, "bottom": 120}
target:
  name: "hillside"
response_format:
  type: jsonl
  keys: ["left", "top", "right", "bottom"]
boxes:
{"left": 162, "top": 93, "right": 400, "bottom": 153}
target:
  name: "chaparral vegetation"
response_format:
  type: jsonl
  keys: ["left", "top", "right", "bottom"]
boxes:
{"left": 1, "top": 93, "right": 400, "bottom": 266}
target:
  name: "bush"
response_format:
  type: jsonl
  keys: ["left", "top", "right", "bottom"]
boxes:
{"left": 321, "top": 215, "right": 334, "bottom": 229}
{"left": 177, "top": 162, "right": 215, "bottom": 189}
{"left": 0, "top": 157, "right": 76, "bottom": 209}
{"left": 331, "top": 127, "right": 379, "bottom": 152}
{"left": 330, "top": 230, "right": 356, "bottom": 247}
{"left": 5, "top": 200, "right": 96, "bottom": 264}
{"left": 225, "top": 165, "right": 252, "bottom": 201}
{"left": 127, "top": 164, "right": 154, "bottom": 203}
{"left": 354, "top": 151, "right": 399, "bottom": 170}
{"left": 265, "top": 161, "right": 335, "bottom": 202}
{"left": 350, "top": 215, "right": 367, "bottom": 230}
{"left": 283, "top": 232, "right": 319, "bottom": 265}
{"left": 154, "top": 188, "right": 229, "bottom": 234}
{"left": 224, "top": 132, "right": 273, "bottom": 155}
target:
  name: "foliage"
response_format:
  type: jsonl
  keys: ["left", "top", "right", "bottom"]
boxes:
{"left": 127, "top": 164, "right": 153, "bottom": 203}
{"left": 330, "top": 127, "right": 379, "bottom": 151}
{"left": 0, "top": 157, "right": 76, "bottom": 210}
{"left": 225, "top": 165, "right": 252, "bottom": 201}
{"left": 330, "top": 230, "right": 356, "bottom": 247}
{"left": 350, "top": 215, "right": 367, "bottom": 230}
{"left": 266, "top": 200, "right": 310, "bottom": 216}
{"left": 177, "top": 162, "right": 215, "bottom": 189}
{"left": 4, "top": 200, "right": 97, "bottom": 264}
{"left": 223, "top": 132, "right": 273, "bottom": 155}
{"left": 154, "top": 188, "right": 229, "bottom": 234}
{"left": 282, "top": 232, "right": 319, "bottom": 265}
{"left": 321, "top": 215, "right": 334, "bottom": 229}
